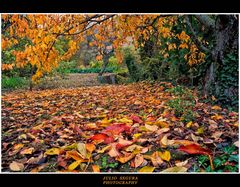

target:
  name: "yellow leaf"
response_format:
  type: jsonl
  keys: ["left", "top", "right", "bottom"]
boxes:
{"left": 18, "top": 134, "right": 27, "bottom": 140}
{"left": 138, "top": 166, "right": 155, "bottom": 172}
{"left": 97, "top": 145, "right": 111, "bottom": 154}
{"left": 133, "top": 133, "right": 142, "bottom": 139}
{"left": 118, "top": 118, "right": 133, "bottom": 124}
{"left": 100, "top": 118, "right": 111, "bottom": 127}
{"left": 44, "top": 148, "right": 60, "bottom": 156}
{"left": 68, "top": 160, "right": 81, "bottom": 171}
{"left": 186, "top": 121, "right": 193, "bottom": 128}
{"left": 77, "top": 143, "right": 87, "bottom": 159}
{"left": 155, "top": 121, "right": 169, "bottom": 128}
{"left": 196, "top": 127, "right": 204, "bottom": 135}
{"left": 92, "top": 165, "right": 100, "bottom": 172}
{"left": 161, "top": 166, "right": 188, "bottom": 172}
{"left": 9, "top": 161, "right": 24, "bottom": 171}
{"left": 63, "top": 143, "right": 77, "bottom": 150}
{"left": 159, "top": 151, "right": 171, "bottom": 162}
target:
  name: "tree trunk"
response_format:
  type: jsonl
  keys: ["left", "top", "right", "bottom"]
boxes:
{"left": 203, "top": 15, "right": 238, "bottom": 96}
{"left": 98, "top": 55, "right": 109, "bottom": 76}
{"left": 29, "top": 66, "right": 34, "bottom": 91}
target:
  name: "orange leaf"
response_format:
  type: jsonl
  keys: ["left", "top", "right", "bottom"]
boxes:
{"left": 92, "top": 165, "right": 100, "bottom": 172}
{"left": 86, "top": 143, "right": 96, "bottom": 153}
{"left": 116, "top": 153, "right": 135, "bottom": 163}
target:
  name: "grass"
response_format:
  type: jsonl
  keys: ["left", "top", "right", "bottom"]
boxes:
{"left": 2, "top": 76, "right": 29, "bottom": 90}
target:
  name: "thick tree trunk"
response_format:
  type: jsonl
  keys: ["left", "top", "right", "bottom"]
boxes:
{"left": 202, "top": 15, "right": 238, "bottom": 96}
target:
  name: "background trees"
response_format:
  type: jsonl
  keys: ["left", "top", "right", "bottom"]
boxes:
{"left": 1, "top": 14, "right": 238, "bottom": 109}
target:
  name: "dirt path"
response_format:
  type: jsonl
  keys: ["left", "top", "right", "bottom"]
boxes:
{"left": 36, "top": 73, "right": 114, "bottom": 90}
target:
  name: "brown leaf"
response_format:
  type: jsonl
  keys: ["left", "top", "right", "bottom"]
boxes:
{"left": 133, "top": 154, "right": 144, "bottom": 168}
{"left": 9, "top": 161, "right": 24, "bottom": 171}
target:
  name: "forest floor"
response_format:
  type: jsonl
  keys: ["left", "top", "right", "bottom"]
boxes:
{"left": 1, "top": 81, "right": 239, "bottom": 172}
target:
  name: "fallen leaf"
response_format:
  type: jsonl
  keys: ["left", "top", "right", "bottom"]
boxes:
{"left": 178, "top": 144, "right": 211, "bottom": 155}
{"left": 186, "top": 121, "right": 193, "bottom": 128}
{"left": 119, "top": 118, "right": 133, "bottom": 124}
{"left": 133, "top": 133, "right": 142, "bottom": 139}
{"left": 18, "top": 134, "right": 27, "bottom": 140}
{"left": 13, "top": 143, "right": 24, "bottom": 150}
{"left": 196, "top": 126, "right": 204, "bottom": 135}
{"left": 130, "top": 115, "right": 143, "bottom": 124}
{"left": 44, "top": 148, "right": 60, "bottom": 156}
{"left": 116, "top": 153, "right": 135, "bottom": 163}
{"left": 77, "top": 143, "right": 87, "bottom": 159}
{"left": 90, "top": 133, "right": 114, "bottom": 144}
{"left": 108, "top": 143, "right": 121, "bottom": 157}
{"left": 92, "top": 165, "right": 100, "bottom": 172}
{"left": 138, "top": 166, "right": 155, "bottom": 172}
{"left": 191, "top": 133, "right": 201, "bottom": 143}
{"left": 9, "top": 161, "right": 24, "bottom": 171}
{"left": 155, "top": 121, "right": 169, "bottom": 128}
{"left": 175, "top": 159, "right": 189, "bottom": 167}
{"left": 125, "top": 144, "right": 143, "bottom": 152}
{"left": 160, "top": 134, "right": 175, "bottom": 147}
{"left": 156, "top": 128, "right": 170, "bottom": 135}
{"left": 97, "top": 145, "right": 111, "bottom": 154}
{"left": 211, "top": 114, "right": 223, "bottom": 120}
{"left": 20, "top": 147, "right": 34, "bottom": 155}
{"left": 102, "top": 123, "right": 131, "bottom": 136}
{"left": 151, "top": 151, "right": 163, "bottom": 167}
{"left": 211, "top": 131, "right": 223, "bottom": 139}
{"left": 174, "top": 140, "right": 198, "bottom": 146}
{"left": 233, "top": 141, "right": 239, "bottom": 147}
{"left": 57, "top": 155, "right": 68, "bottom": 169}
{"left": 161, "top": 166, "right": 188, "bottom": 172}
{"left": 159, "top": 151, "right": 171, "bottom": 162}
{"left": 86, "top": 143, "right": 96, "bottom": 153}
{"left": 145, "top": 124, "right": 158, "bottom": 132}
{"left": 66, "top": 150, "right": 85, "bottom": 161}
{"left": 68, "top": 160, "right": 81, "bottom": 171}
{"left": 211, "top": 105, "right": 222, "bottom": 110}
{"left": 133, "top": 154, "right": 144, "bottom": 168}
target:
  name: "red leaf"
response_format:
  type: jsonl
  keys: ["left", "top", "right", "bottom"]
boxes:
{"left": 101, "top": 123, "right": 130, "bottom": 136}
{"left": 130, "top": 115, "right": 143, "bottom": 124}
{"left": 178, "top": 144, "right": 212, "bottom": 156}
{"left": 89, "top": 133, "right": 114, "bottom": 144}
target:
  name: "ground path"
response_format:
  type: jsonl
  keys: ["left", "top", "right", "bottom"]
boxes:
{"left": 1, "top": 81, "right": 238, "bottom": 172}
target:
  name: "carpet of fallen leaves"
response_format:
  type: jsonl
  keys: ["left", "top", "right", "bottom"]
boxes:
{"left": 1, "top": 82, "right": 239, "bottom": 172}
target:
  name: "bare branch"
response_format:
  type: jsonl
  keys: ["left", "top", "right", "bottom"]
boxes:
{"left": 185, "top": 16, "right": 210, "bottom": 53}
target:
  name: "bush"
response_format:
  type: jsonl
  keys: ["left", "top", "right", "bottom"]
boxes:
{"left": 2, "top": 76, "right": 28, "bottom": 89}
{"left": 122, "top": 47, "right": 141, "bottom": 81}
{"left": 166, "top": 85, "right": 196, "bottom": 122}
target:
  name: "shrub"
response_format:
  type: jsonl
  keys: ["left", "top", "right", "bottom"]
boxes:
{"left": 2, "top": 76, "right": 28, "bottom": 89}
